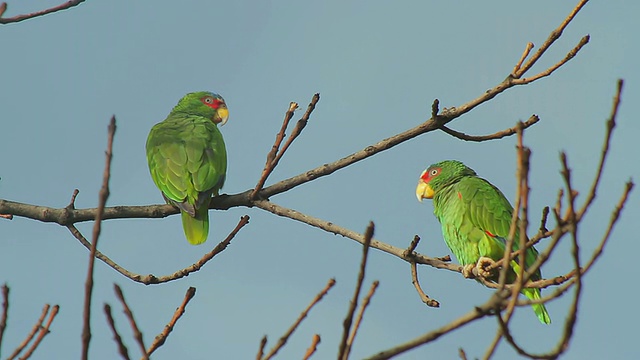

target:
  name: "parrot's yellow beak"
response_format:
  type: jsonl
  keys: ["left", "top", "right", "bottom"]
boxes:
{"left": 416, "top": 181, "right": 434, "bottom": 202}
{"left": 217, "top": 107, "right": 229, "bottom": 126}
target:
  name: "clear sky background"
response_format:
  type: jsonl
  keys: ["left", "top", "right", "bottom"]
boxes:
{"left": 1, "top": 1, "right": 638, "bottom": 359}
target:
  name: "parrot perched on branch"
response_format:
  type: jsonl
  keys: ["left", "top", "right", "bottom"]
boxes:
{"left": 416, "top": 160, "right": 551, "bottom": 324}
{"left": 146, "top": 91, "right": 228, "bottom": 245}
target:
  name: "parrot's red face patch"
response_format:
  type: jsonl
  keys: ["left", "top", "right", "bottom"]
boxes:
{"left": 421, "top": 167, "right": 441, "bottom": 183}
{"left": 201, "top": 96, "right": 223, "bottom": 109}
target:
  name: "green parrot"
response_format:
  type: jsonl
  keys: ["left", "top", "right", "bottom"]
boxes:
{"left": 416, "top": 160, "right": 550, "bottom": 324}
{"left": 146, "top": 91, "right": 228, "bottom": 245}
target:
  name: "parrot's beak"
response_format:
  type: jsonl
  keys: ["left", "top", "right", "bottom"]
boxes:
{"left": 416, "top": 181, "right": 434, "bottom": 202}
{"left": 217, "top": 107, "right": 229, "bottom": 126}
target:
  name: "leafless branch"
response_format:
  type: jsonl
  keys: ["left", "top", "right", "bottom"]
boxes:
{"left": 511, "top": 42, "right": 534, "bottom": 75}
{"left": 366, "top": 292, "right": 506, "bottom": 360}
{"left": 346, "top": 280, "right": 379, "bottom": 353}
{"left": 256, "top": 336, "right": 267, "bottom": 360}
{"left": 410, "top": 262, "right": 439, "bottom": 308}
{"left": 0, "top": 284, "right": 8, "bottom": 355}
{"left": 440, "top": 115, "right": 539, "bottom": 142}
{"left": 104, "top": 304, "right": 131, "bottom": 360}
{"left": 7, "top": 304, "right": 58, "bottom": 360}
{"left": 512, "top": 35, "right": 590, "bottom": 85}
{"left": 263, "top": 278, "right": 335, "bottom": 360}
{"left": 82, "top": 116, "right": 116, "bottom": 360}
{"left": 303, "top": 334, "right": 321, "bottom": 360}
{"left": 578, "top": 79, "right": 623, "bottom": 219}
{"left": 338, "top": 222, "right": 374, "bottom": 360}
{"left": 0, "top": 0, "right": 86, "bottom": 24}
{"left": 18, "top": 305, "right": 59, "bottom": 360}
{"left": 512, "top": 0, "right": 590, "bottom": 78}
{"left": 67, "top": 215, "right": 249, "bottom": 284}
{"left": 252, "top": 94, "right": 320, "bottom": 199}
{"left": 114, "top": 285, "right": 148, "bottom": 360}
{"left": 145, "top": 287, "right": 197, "bottom": 357}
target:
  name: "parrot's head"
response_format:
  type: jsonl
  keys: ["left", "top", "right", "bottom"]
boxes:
{"left": 416, "top": 160, "right": 477, "bottom": 202}
{"left": 174, "top": 91, "right": 229, "bottom": 126}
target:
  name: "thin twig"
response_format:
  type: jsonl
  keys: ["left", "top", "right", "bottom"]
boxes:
{"left": 458, "top": 347, "right": 468, "bottom": 360}
{"left": 252, "top": 101, "right": 298, "bottom": 198}
{"left": 338, "top": 222, "right": 374, "bottom": 360}
{"left": 104, "top": 304, "right": 131, "bottom": 360}
{"left": 346, "top": 281, "right": 379, "bottom": 352}
{"left": 513, "top": 0, "right": 590, "bottom": 78}
{"left": 511, "top": 42, "right": 534, "bottom": 75}
{"left": 440, "top": 115, "right": 539, "bottom": 142}
{"left": 256, "top": 336, "right": 267, "bottom": 360}
{"left": 7, "top": 305, "right": 49, "bottom": 360}
{"left": 146, "top": 287, "right": 197, "bottom": 357}
{"left": 67, "top": 215, "right": 249, "bottom": 284}
{"left": 0, "top": 284, "right": 8, "bottom": 356}
{"left": 0, "top": 0, "right": 86, "bottom": 24}
{"left": 252, "top": 94, "right": 320, "bottom": 199}
{"left": 578, "top": 79, "right": 623, "bottom": 219}
{"left": 114, "top": 284, "right": 148, "bottom": 360}
{"left": 366, "top": 291, "right": 507, "bottom": 360}
{"left": 513, "top": 35, "right": 590, "bottom": 85}
{"left": 263, "top": 278, "right": 335, "bottom": 360}
{"left": 82, "top": 116, "right": 116, "bottom": 360}
{"left": 19, "top": 305, "right": 59, "bottom": 360}
{"left": 410, "top": 262, "right": 439, "bottom": 307}
{"left": 403, "top": 235, "right": 421, "bottom": 257}
{"left": 303, "top": 334, "right": 321, "bottom": 360}
{"left": 581, "top": 181, "right": 634, "bottom": 274}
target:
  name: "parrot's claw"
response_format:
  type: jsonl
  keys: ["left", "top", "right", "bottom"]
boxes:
{"left": 476, "top": 257, "right": 497, "bottom": 279}
{"left": 462, "top": 264, "right": 476, "bottom": 279}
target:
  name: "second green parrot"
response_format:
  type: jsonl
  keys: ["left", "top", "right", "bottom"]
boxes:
{"left": 146, "top": 91, "right": 228, "bottom": 245}
{"left": 416, "top": 160, "right": 550, "bottom": 324}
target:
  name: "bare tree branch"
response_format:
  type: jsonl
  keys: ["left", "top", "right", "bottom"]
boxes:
{"left": 512, "top": 0, "right": 590, "bottom": 78}
{"left": 346, "top": 280, "right": 379, "bottom": 354}
{"left": 67, "top": 215, "right": 249, "bottom": 284}
{"left": 410, "top": 262, "right": 439, "bottom": 308}
{"left": 440, "top": 115, "right": 539, "bottom": 142}
{"left": 578, "top": 79, "right": 623, "bottom": 219}
{"left": 0, "top": 0, "right": 86, "bottom": 24}
{"left": 82, "top": 116, "right": 116, "bottom": 360}
{"left": 114, "top": 285, "right": 148, "bottom": 360}
{"left": 0, "top": 284, "right": 8, "bottom": 356}
{"left": 104, "top": 304, "right": 131, "bottom": 360}
{"left": 263, "top": 278, "right": 335, "bottom": 360}
{"left": 256, "top": 336, "right": 267, "bottom": 360}
{"left": 18, "top": 305, "right": 60, "bottom": 360}
{"left": 145, "top": 287, "right": 197, "bottom": 357}
{"left": 365, "top": 291, "right": 507, "bottom": 360}
{"left": 303, "top": 334, "right": 321, "bottom": 360}
{"left": 7, "top": 304, "right": 58, "bottom": 360}
{"left": 252, "top": 94, "right": 320, "bottom": 199}
{"left": 338, "top": 222, "right": 374, "bottom": 360}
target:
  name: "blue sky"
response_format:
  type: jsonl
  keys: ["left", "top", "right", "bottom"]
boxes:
{"left": 1, "top": 1, "right": 638, "bottom": 359}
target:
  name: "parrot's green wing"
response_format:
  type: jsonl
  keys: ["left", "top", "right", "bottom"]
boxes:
{"left": 146, "top": 114, "right": 227, "bottom": 244}
{"left": 435, "top": 176, "right": 551, "bottom": 324}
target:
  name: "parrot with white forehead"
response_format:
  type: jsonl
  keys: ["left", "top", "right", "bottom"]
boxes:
{"left": 416, "top": 160, "right": 550, "bottom": 324}
{"left": 146, "top": 91, "right": 228, "bottom": 245}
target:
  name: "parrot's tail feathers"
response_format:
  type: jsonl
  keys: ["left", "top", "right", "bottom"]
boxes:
{"left": 181, "top": 206, "right": 209, "bottom": 245}
{"left": 522, "top": 287, "right": 551, "bottom": 325}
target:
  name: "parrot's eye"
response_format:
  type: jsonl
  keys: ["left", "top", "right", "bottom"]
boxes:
{"left": 203, "top": 97, "right": 213, "bottom": 104}
{"left": 430, "top": 169, "right": 439, "bottom": 176}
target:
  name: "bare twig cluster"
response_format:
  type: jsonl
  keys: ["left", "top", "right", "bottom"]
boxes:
{"left": 0, "top": 0, "right": 86, "bottom": 24}
{"left": 0, "top": 284, "right": 60, "bottom": 360}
